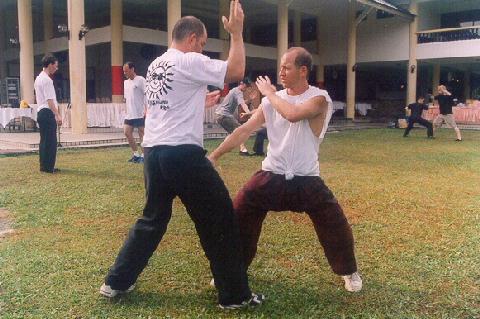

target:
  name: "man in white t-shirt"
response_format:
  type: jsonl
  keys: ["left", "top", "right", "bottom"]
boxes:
{"left": 123, "top": 62, "right": 146, "bottom": 163}
{"left": 209, "top": 47, "right": 363, "bottom": 293}
{"left": 34, "top": 55, "right": 62, "bottom": 173}
{"left": 100, "top": 2, "right": 264, "bottom": 310}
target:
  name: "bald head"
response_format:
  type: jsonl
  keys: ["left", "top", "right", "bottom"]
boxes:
{"left": 285, "top": 47, "right": 313, "bottom": 76}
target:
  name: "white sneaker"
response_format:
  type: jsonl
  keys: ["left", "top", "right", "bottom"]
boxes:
{"left": 99, "top": 283, "right": 135, "bottom": 298}
{"left": 209, "top": 278, "right": 215, "bottom": 287}
{"left": 342, "top": 272, "right": 362, "bottom": 292}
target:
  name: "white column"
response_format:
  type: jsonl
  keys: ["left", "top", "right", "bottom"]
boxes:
{"left": 68, "top": 0, "right": 88, "bottom": 134}
{"left": 18, "top": 0, "right": 35, "bottom": 103}
{"left": 294, "top": 11, "right": 301, "bottom": 47}
{"left": 277, "top": 0, "right": 288, "bottom": 84}
{"left": 346, "top": 0, "right": 357, "bottom": 120}
{"left": 316, "top": 16, "right": 324, "bottom": 88}
{"left": 43, "top": 0, "right": 53, "bottom": 53}
{"left": 167, "top": 0, "right": 181, "bottom": 46}
{"left": 219, "top": 0, "right": 229, "bottom": 60}
{"left": 407, "top": 0, "right": 418, "bottom": 104}
{"left": 432, "top": 64, "right": 440, "bottom": 93}
{"left": 111, "top": 0, "right": 123, "bottom": 103}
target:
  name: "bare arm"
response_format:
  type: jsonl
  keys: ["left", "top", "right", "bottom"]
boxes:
{"left": 209, "top": 105, "right": 265, "bottom": 165}
{"left": 222, "top": 0, "right": 245, "bottom": 83}
{"left": 256, "top": 76, "right": 326, "bottom": 123}
{"left": 47, "top": 99, "right": 62, "bottom": 125}
{"left": 239, "top": 102, "right": 250, "bottom": 114}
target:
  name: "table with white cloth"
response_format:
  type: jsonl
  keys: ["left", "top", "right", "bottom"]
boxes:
{"left": 332, "top": 101, "right": 372, "bottom": 116}
{"left": 0, "top": 107, "right": 38, "bottom": 128}
{"left": 422, "top": 106, "right": 480, "bottom": 124}
{"left": 58, "top": 103, "right": 127, "bottom": 128}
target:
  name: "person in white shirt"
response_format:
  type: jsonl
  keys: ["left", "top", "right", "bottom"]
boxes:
{"left": 209, "top": 47, "right": 363, "bottom": 293}
{"left": 34, "top": 55, "right": 62, "bottom": 173}
{"left": 100, "top": 2, "right": 264, "bottom": 310}
{"left": 123, "top": 62, "right": 146, "bottom": 163}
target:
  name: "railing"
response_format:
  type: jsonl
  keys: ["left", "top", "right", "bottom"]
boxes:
{"left": 417, "top": 26, "right": 480, "bottom": 43}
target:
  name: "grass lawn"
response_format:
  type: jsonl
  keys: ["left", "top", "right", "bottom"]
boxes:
{"left": 0, "top": 128, "right": 479, "bottom": 319}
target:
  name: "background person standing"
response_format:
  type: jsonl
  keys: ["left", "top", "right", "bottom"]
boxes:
{"left": 123, "top": 62, "right": 146, "bottom": 163}
{"left": 34, "top": 55, "right": 62, "bottom": 173}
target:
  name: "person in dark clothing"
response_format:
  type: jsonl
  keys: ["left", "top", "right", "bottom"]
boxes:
{"left": 433, "top": 85, "right": 462, "bottom": 141}
{"left": 34, "top": 55, "right": 62, "bottom": 173}
{"left": 252, "top": 127, "right": 267, "bottom": 156}
{"left": 403, "top": 96, "right": 433, "bottom": 138}
{"left": 100, "top": 6, "right": 264, "bottom": 310}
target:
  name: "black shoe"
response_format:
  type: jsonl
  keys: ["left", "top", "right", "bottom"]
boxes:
{"left": 427, "top": 136, "right": 435, "bottom": 139}
{"left": 455, "top": 139, "right": 462, "bottom": 142}
{"left": 239, "top": 151, "right": 250, "bottom": 156}
{"left": 252, "top": 152, "right": 265, "bottom": 156}
{"left": 219, "top": 293, "right": 265, "bottom": 310}
{"left": 128, "top": 155, "right": 142, "bottom": 163}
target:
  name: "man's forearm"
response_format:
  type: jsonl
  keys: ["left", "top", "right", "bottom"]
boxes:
{"left": 47, "top": 99, "right": 59, "bottom": 116}
{"left": 265, "top": 93, "right": 295, "bottom": 121}
{"left": 210, "top": 128, "right": 250, "bottom": 161}
{"left": 225, "top": 33, "right": 245, "bottom": 83}
{"left": 240, "top": 103, "right": 250, "bottom": 114}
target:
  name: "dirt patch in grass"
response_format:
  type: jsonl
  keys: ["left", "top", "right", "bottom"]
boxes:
{"left": 0, "top": 208, "right": 14, "bottom": 240}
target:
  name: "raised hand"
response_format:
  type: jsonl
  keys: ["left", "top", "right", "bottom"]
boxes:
{"left": 222, "top": 0, "right": 244, "bottom": 35}
{"left": 255, "top": 76, "right": 276, "bottom": 97}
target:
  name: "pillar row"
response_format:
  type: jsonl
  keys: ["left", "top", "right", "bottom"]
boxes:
{"left": 68, "top": 0, "right": 88, "bottom": 133}
{"left": 111, "top": 0, "right": 123, "bottom": 103}
{"left": 18, "top": 0, "right": 35, "bottom": 103}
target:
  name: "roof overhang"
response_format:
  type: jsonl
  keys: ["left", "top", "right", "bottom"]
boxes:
{"left": 356, "top": 0, "right": 415, "bottom": 21}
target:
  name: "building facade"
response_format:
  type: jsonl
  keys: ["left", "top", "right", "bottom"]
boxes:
{"left": 1, "top": 0, "right": 479, "bottom": 132}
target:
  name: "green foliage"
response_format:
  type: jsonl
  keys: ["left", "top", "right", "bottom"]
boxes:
{"left": 0, "top": 129, "right": 479, "bottom": 319}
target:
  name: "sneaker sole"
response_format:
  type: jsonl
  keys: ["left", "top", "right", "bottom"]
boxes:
{"left": 99, "top": 284, "right": 135, "bottom": 298}
{"left": 219, "top": 293, "right": 265, "bottom": 310}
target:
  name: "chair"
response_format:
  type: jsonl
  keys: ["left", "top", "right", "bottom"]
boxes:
{"left": 7, "top": 117, "right": 23, "bottom": 131}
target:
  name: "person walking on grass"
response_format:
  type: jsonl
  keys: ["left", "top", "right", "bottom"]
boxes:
{"left": 209, "top": 47, "right": 363, "bottom": 293}
{"left": 34, "top": 54, "right": 62, "bottom": 173}
{"left": 123, "top": 61, "right": 146, "bottom": 163}
{"left": 433, "top": 85, "right": 462, "bottom": 141}
{"left": 100, "top": 2, "right": 264, "bottom": 310}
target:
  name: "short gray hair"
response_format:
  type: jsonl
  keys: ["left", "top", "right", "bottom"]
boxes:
{"left": 172, "top": 16, "right": 206, "bottom": 42}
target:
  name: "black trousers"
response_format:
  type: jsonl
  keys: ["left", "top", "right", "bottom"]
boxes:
{"left": 37, "top": 108, "right": 57, "bottom": 172}
{"left": 253, "top": 128, "right": 267, "bottom": 155}
{"left": 105, "top": 144, "right": 252, "bottom": 305}
{"left": 404, "top": 117, "right": 433, "bottom": 137}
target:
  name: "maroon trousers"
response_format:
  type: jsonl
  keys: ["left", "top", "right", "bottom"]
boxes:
{"left": 233, "top": 170, "right": 357, "bottom": 275}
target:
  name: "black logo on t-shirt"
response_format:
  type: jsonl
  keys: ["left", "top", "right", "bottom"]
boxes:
{"left": 146, "top": 60, "right": 174, "bottom": 100}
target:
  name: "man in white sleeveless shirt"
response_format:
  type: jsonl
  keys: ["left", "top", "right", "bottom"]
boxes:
{"left": 209, "top": 47, "right": 362, "bottom": 293}
{"left": 100, "top": 2, "right": 264, "bottom": 310}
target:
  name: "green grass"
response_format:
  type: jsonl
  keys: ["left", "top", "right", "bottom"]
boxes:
{"left": 0, "top": 128, "right": 479, "bottom": 319}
